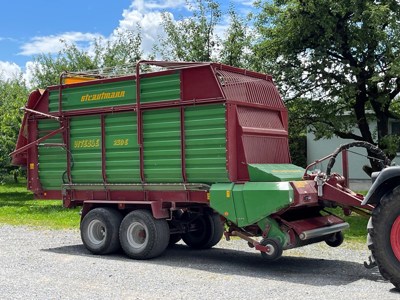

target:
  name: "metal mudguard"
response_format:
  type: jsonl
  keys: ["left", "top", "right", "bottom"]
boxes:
{"left": 362, "top": 166, "right": 400, "bottom": 205}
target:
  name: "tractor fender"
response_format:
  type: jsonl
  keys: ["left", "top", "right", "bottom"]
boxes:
{"left": 362, "top": 166, "right": 400, "bottom": 205}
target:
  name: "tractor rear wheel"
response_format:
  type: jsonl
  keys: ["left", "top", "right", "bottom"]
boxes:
{"left": 370, "top": 188, "right": 400, "bottom": 289}
{"left": 182, "top": 213, "right": 224, "bottom": 249}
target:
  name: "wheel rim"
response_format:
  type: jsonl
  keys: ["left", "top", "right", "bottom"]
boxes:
{"left": 87, "top": 219, "right": 106, "bottom": 245}
{"left": 390, "top": 216, "right": 400, "bottom": 261}
{"left": 127, "top": 221, "right": 148, "bottom": 249}
{"left": 264, "top": 242, "right": 276, "bottom": 256}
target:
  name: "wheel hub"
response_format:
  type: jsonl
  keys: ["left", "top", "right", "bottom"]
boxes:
{"left": 87, "top": 220, "right": 106, "bottom": 245}
{"left": 127, "top": 222, "right": 148, "bottom": 249}
{"left": 390, "top": 216, "right": 400, "bottom": 261}
{"left": 264, "top": 243, "right": 274, "bottom": 255}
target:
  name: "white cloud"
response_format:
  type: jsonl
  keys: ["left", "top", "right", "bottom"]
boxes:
{"left": 0, "top": 37, "right": 18, "bottom": 42}
{"left": 0, "top": 61, "right": 22, "bottom": 81}
{"left": 23, "top": 61, "right": 40, "bottom": 88}
{"left": 0, "top": 61, "right": 40, "bottom": 88}
{"left": 17, "top": 0, "right": 252, "bottom": 85}
{"left": 19, "top": 32, "right": 103, "bottom": 56}
{"left": 18, "top": 1, "right": 188, "bottom": 59}
{"left": 118, "top": 10, "right": 169, "bottom": 54}
{"left": 17, "top": 1, "right": 186, "bottom": 84}
{"left": 126, "top": 0, "right": 186, "bottom": 12}
{"left": 117, "top": 1, "right": 187, "bottom": 54}
{"left": 233, "top": 0, "right": 255, "bottom": 6}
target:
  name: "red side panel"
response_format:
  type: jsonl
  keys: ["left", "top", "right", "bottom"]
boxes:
{"left": 27, "top": 119, "right": 41, "bottom": 193}
{"left": 32, "top": 89, "right": 49, "bottom": 113}
{"left": 12, "top": 90, "right": 44, "bottom": 166}
{"left": 215, "top": 69, "right": 283, "bottom": 108}
{"left": 241, "top": 135, "right": 290, "bottom": 163}
{"left": 237, "top": 105, "right": 290, "bottom": 164}
{"left": 237, "top": 107, "right": 285, "bottom": 130}
{"left": 220, "top": 68, "right": 290, "bottom": 182}
{"left": 181, "top": 65, "right": 224, "bottom": 101}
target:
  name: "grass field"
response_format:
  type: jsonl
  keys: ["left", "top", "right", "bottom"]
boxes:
{"left": 0, "top": 179, "right": 370, "bottom": 243}
{"left": 327, "top": 208, "right": 369, "bottom": 243}
{"left": 0, "top": 179, "right": 80, "bottom": 229}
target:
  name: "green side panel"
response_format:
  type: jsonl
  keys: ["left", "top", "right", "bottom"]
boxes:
{"left": 210, "top": 183, "right": 236, "bottom": 223}
{"left": 70, "top": 116, "right": 102, "bottom": 183}
{"left": 143, "top": 108, "right": 182, "bottom": 183}
{"left": 232, "top": 184, "right": 248, "bottom": 227}
{"left": 49, "top": 80, "right": 136, "bottom": 112}
{"left": 48, "top": 73, "right": 181, "bottom": 112}
{"left": 210, "top": 182, "right": 293, "bottom": 227}
{"left": 257, "top": 217, "right": 289, "bottom": 247}
{"left": 105, "top": 112, "right": 140, "bottom": 183}
{"left": 38, "top": 120, "right": 67, "bottom": 190}
{"left": 242, "top": 182, "right": 293, "bottom": 225}
{"left": 140, "top": 73, "right": 180, "bottom": 103}
{"left": 247, "top": 164, "right": 304, "bottom": 182}
{"left": 185, "top": 104, "right": 229, "bottom": 183}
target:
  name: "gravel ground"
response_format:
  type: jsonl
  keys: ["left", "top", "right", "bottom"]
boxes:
{"left": 0, "top": 225, "right": 399, "bottom": 300}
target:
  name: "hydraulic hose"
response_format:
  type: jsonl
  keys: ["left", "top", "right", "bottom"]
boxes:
{"left": 326, "top": 141, "right": 391, "bottom": 177}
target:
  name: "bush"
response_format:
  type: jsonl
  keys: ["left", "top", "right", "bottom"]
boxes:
{"left": 289, "top": 134, "right": 307, "bottom": 168}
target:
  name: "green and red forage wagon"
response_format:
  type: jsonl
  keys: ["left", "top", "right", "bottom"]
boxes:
{"left": 11, "top": 61, "right": 400, "bottom": 288}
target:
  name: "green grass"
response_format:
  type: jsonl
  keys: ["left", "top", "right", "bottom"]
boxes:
{"left": 333, "top": 190, "right": 370, "bottom": 244}
{"left": 0, "top": 179, "right": 80, "bottom": 229}
{"left": 327, "top": 208, "right": 369, "bottom": 244}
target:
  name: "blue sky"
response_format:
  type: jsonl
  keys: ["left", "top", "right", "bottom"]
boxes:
{"left": 0, "top": 0, "right": 254, "bottom": 82}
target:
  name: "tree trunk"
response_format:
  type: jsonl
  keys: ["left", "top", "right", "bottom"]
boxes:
{"left": 354, "top": 94, "right": 374, "bottom": 144}
{"left": 353, "top": 93, "right": 389, "bottom": 173}
{"left": 362, "top": 100, "right": 392, "bottom": 171}
{"left": 376, "top": 112, "right": 389, "bottom": 142}
{"left": 13, "top": 170, "right": 18, "bottom": 184}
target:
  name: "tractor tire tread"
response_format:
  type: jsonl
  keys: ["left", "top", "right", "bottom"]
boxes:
{"left": 370, "top": 187, "right": 400, "bottom": 289}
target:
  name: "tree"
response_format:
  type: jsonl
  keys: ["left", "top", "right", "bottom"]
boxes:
{"left": 29, "top": 43, "right": 97, "bottom": 88}
{"left": 0, "top": 78, "right": 28, "bottom": 182}
{"left": 253, "top": 0, "right": 400, "bottom": 167}
{"left": 100, "top": 27, "right": 144, "bottom": 71}
{"left": 219, "top": 6, "right": 253, "bottom": 68}
{"left": 157, "top": 0, "right": 221, "bottom": 61}
{"left": 29, "top": 29, "right": 143, "bottom": 88}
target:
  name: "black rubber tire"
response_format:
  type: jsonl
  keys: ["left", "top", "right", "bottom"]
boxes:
{"left": 80, "top": 207, "right": 123, "bottom": 255}
{"left": 370, "top": 188, "right": 400, "bottom": 289}
{"left": 168, "top": 234, "right": 182, "bottom": 247}
{"left": 204, "top": 213, "right": 224, "bottom": 248}
{"left": 260, "top": 238, "right": 283, "bottom": 262}
{"left": 325, "top": 231, "right": 344, "bottom": 247}
{"left": 119, "top": 210, "right": 170, "bottom": 259}
{"left": 182, "top": 213, "right": 224, "bottom": 249}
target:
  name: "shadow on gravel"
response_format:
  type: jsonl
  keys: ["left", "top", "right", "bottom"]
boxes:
{"left": 43, "top": 243, "right": 389, "bottom": 288}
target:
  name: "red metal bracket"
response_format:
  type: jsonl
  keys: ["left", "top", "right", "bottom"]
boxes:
{"left": 11, "top": 126, "right": 65, "bottom": 157}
